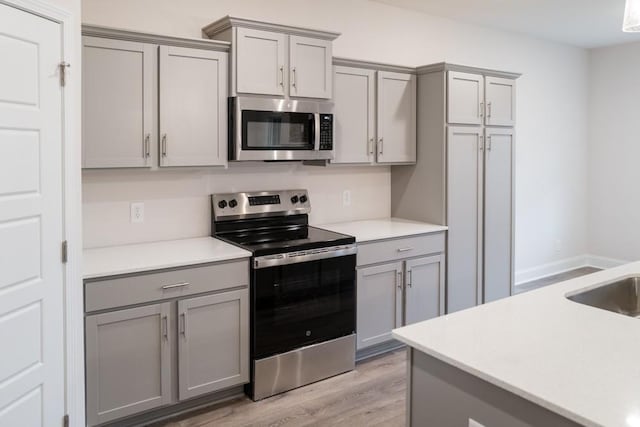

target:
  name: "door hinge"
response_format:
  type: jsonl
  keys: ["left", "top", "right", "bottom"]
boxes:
{"left": 63, "top": 414, "right": 69, "bottom": 427}
{"left": 61, "top": 240, "right": 68, "bottom": 264}
{"left": 59, "top": 62, "right": 71, "bottom": 87}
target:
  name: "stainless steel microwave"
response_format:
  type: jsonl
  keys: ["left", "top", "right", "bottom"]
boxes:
{"left": 229, "top": 96, "right": 334, "bottom": 161}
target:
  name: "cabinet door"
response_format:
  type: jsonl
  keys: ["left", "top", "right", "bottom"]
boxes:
{"left": 405, "top": 254, "right": 445, "bottom": 326}
{"left": 82, "top": 37, "right": 155, "bottom": 168}
{"left": 376, "top": 71, "right": 417, "bottom": 164}
{"left": 356, "top": 262, "right": 404, "bottom": 350}
{"left": 289, "top": 35, "right": 332, "bottom": 99}
{"left": 485, "top": 76, "right": 516, "bottom": 126}
{"left": 159, "top": 46, "right": 228, "bottom": 167}
{"left": 447, "top": 71, "right": 484, "bottom": 125}
{"left": 484, "top": 128, "right": 514, "bottom": 302}
{"left": 446, "top": 127, "right": 484, "bottom": 313}
{"left": 236, "top": 27, "right": 286, "bottom": 96}
{"left": 177, "top": 289, "right": 249, "bottom": 400}
{"left": 332, "top": 66, "right": 376, "bottom": 164}
{"left": 85, "top": 303, "right": 172, "bottom": 426}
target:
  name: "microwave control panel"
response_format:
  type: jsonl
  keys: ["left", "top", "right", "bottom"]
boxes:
{"left": 319, "top": 114, "right": 333, "bottom": 151}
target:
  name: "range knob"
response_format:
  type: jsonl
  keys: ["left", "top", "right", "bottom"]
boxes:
{"left": 217, "top": 200, "right": 227, "bottom": 209}
{"left": 290, "top": 195, "right": 299, "bottom": 204}
{"left": 229, "top": 199, "right": 238, "bottom": 208}
{"left": 299, "top": 195, "right": 308, "bottom": 203}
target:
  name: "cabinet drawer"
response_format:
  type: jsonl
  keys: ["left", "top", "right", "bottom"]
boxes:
{"left": 85, "top": 260, "right": 249, "bottom": 312}
{"left": 357, "top": 233, "right": 445, "bottom": 267}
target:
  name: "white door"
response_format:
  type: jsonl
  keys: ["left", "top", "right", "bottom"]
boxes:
{"left": 376, "top": 71, "right": 417, "bottom": 164}
{"left": 485, "top": 76, "right": 516, "bottom": 126}
{"left": 332, "top": 66, "right": 376, "bottom": 164}
{"left": 82, "top": 37, "right": 155, "bottom": 168}
{"left": 404, "top": 254, "right": 445, "bottom": 325}
{"left": 0, "top": 4, "right": 65, "bottom": 426}
{"left": 446, "top": 126, "right": 484, "bottom": 313}
{"left": 159, "top": 46, "right": 228, "bottom": 167}
{"left": 447, "top": 71, "right": 484, "bottom": 125}
{"left": 289, "top": 36, "right": 332, "bottom": 99}
{"left": 236, "top": 28, "right": 286, "bottom": 97}
{"left": 484, "top": 128, "right": 515, "bottom": 302}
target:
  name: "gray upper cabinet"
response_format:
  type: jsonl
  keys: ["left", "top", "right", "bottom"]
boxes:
{"left": 447, "top": 126, "right": 484, "bottom": 313}
{"left": 485, "top": 76, "right": 516, "bottom": 126}
{"left": 447, "top": 71, "right": 484, "bottom": 125}
{"left": 159, "top": 46, "right": 228, "bottom": 167}
{"left": 235, "top": 28, "right": 286, "bottom": 96}
{"left": 82, "top": 37, "right": 155, "bottom": 168}
{"left": 85, "top": 302, "right": 172, "bottom": 426}
{"left": 356, "top": 262, "right": 403, "bottom": 350}
{"left": 484, "top": 128, "right": 515, "bottom": 302}
{"left": 404, "top": 254, "right": 445, "bottom": 326}
{"left": 377, "top": 71, "right": 417, "bottom": 164}
{"left": 177, "top": 289, "right": 249, "bottom": 400}
{"left": 203, "top": 17, "right": 339, "bottom": 100}
{"left": 332, "top": 66, "right": 376, "bottom": 164}
{"left": 289, "top": 35, "right": 332, "bottom": 99}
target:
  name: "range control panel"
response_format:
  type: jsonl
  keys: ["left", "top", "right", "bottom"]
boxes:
{"left": 212, "top": 189, "right": 310, "bottom": 221}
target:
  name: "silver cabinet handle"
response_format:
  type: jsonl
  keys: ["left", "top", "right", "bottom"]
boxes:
{"left": 479, "top": 102, "right": 484, "bottom": 118}
{"left": 180, "top": 313, "right": 187, "bottom": 336}
{"left": 161, "top": 134, "right": 167, "bottom": 157}
{"left": 368, "top": 137, "right": 374, "bottom": 155}
{"left": 144, "top": 133, "right": 150, "bottom": 158}
{"left": 487, "top": 102, "right": 492, "bottom": 118}
{"left": 162, "top": 315, "right": 168, "bottom": 340}
{"left": 397, "top": 247, "right": 413, "bottom": 253}
{"left": 378, "top": 137, "right": 384, "bottom": 155}
{"left": 397, "top": 271, "right": 403, "bottom": 290}
{"left": 291, "top": 67, "right": 297, "bottom": 88}
{"left": 487, "top": 135, "right": 492, "bottom": 151}
{"left": 161, "top": 281, "right": 190, "bottom": 290}
{"left": 279, "top": 66, "right": 284, "bottom": 87}
{"left": 479, "top": 135, "right": 484, "bottom": 151}
{"left": 407, "top": 269, "right": 413, "bottom": 288}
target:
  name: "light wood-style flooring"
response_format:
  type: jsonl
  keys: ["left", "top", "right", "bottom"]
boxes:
{"left": 156, "top": 350, "right": 407, "bottom": 427}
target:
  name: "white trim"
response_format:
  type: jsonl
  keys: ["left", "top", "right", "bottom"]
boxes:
{"left": 515, "top": 254, "right": 630, "bottom": 286}
{"left": 2, "top": 0, "right": 84, "bottom": 426}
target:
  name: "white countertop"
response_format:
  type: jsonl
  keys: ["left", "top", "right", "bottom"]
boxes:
{"left": 393, "top": 262, "right": 640, "bottom": 427}
{"left": 83, "top": 237, "right": 251, "bottom": 279}
{"left": 317, "top": 218, "right": 447, "bottom": 243}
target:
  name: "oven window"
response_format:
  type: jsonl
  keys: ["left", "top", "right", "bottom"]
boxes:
{"left": 242, "top": 110, "right": 315, "bottom": 150}
{"left": 252, "top": 255, "right": 356, "bottom": 359}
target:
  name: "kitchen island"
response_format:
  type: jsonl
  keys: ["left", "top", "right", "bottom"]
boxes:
{"left": 393, "top": 262, "right": 640, "bottom": 427}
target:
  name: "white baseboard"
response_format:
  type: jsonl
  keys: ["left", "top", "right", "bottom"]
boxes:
{"left": 515, "top": 254, "right": 629, "bottom": 286}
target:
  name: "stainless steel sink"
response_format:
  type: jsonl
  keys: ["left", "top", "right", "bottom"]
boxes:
{"left": 567, "top": 277, "right": 640, "bottom": 318}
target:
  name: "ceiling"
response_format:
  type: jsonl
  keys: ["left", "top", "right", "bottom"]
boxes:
{"left": 371, "top": 0, "right": 640, "bottom": 48}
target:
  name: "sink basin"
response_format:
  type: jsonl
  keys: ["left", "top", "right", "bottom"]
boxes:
{"left": 567, "top": 277, "right": 640, "bottom": 318}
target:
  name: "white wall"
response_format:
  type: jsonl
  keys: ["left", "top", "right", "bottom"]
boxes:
{"left": 588, "top": 41, "right": 640, "bottom": 264}
{"left": 81, "top": 0, "right": 590, "bottom": 277}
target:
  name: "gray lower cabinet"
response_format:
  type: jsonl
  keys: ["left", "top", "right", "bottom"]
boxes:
{"left": 177, "top": 290, "right": 249, "bottom": 400}
{"left": 356, "top": 235, "right": 446, "bottom": 354}
{"left": 85, "top": 303, "right": 172, "bottom": 426}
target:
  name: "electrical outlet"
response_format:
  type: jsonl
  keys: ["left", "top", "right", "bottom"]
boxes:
{"left": 130, "top": 202, "right": 144, "bottom": 224}
{"left": 343, "top": 190, "right": 351, "bottom": 207}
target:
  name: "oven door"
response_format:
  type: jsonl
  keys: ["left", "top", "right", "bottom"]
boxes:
{"left": 252, "top": 254, "right": 356, "bottom": 360}
{"left": 230, "top": 96, "right": 333, "bottom": 161}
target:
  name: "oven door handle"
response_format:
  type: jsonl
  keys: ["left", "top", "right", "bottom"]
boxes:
{"left": 254, "top": 244, "right": 357, "bottom": 269}
{"left": 313, "top": 113, "right": 321, "bottom": 152}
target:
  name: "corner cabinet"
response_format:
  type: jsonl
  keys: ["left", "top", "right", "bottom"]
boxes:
{"left": 81, "top": 26, "right": 230, "bottom": 169}
{"left": 355, "top": 232, "right": 446, "bottom": 357}
{"left": 203, "top": 16, "right": 338, "bottom": 100}
{"left": 84, "top": 259, "right": 250, "bottom": 427}
{"left": 331, "top": 60, "right": 417, "bottom": 166}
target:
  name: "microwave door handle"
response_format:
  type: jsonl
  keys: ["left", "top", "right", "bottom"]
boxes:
{"left": 313, "top": 113, "right": 321, "bottom": 151}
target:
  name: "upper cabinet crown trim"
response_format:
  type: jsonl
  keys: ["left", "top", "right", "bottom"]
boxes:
{"left": 416, "top": 62, "right": 522, "bottom": 79}
{"left": 333, "top": 57, "right": 416, "bottom": 74}
{"left": 202, "top": 15, "right": 341, "bottom": 41}
{"left": 82, "top": 24, "right": 230, "bottom": 52}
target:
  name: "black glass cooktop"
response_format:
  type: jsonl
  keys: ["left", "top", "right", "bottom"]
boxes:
{"left": 212, "top": 213, "right": 353, "bottom": 257}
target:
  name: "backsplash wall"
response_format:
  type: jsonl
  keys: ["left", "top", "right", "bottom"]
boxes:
{"left": 82, "top": 164, "right": 390, "bottom": 248}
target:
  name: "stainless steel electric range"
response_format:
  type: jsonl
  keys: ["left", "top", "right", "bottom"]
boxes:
{"left": 211, "top": 189, "right": 357, "bottom": 401}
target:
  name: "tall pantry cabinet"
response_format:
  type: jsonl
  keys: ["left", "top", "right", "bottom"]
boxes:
{"left": 391, "top": 63, "right": 520, "bottom": 314}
